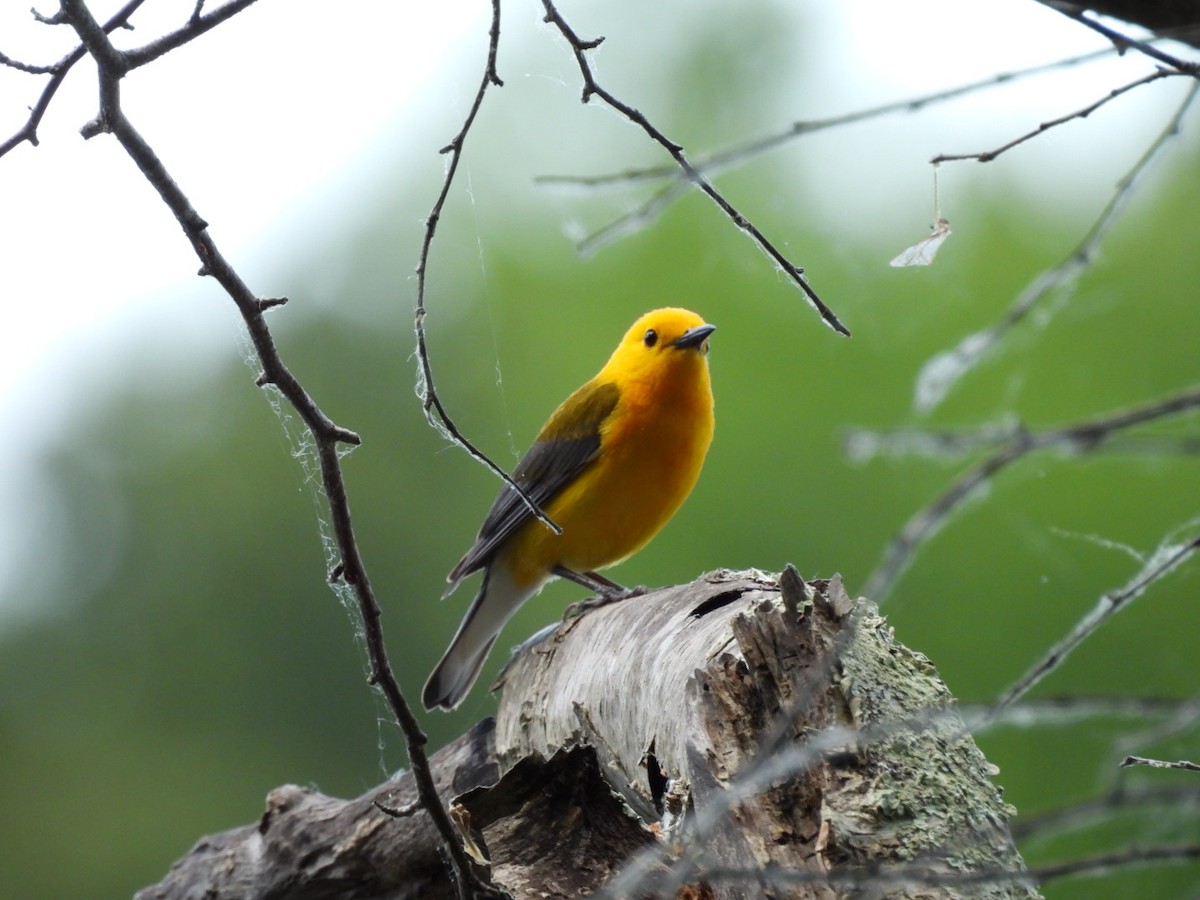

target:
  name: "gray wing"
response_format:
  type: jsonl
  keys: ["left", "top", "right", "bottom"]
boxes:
{"left": 446, "top": 381, "right": 620, "bottom": 588}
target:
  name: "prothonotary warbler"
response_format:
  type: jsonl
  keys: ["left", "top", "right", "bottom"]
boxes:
{"left": 423, "top": 307, "right": 716, "bottom": 711}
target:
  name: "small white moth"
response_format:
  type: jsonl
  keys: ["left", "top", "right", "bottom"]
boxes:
{"left": 890, "top": 217, "right": 952, "bottom": 267}
{"left": 891, "top": 162, "right": 952, "bottom": 267}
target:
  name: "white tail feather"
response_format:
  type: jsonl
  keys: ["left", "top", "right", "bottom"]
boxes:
{"left": 422, "top": 566, "right": 535, "bottom": 710}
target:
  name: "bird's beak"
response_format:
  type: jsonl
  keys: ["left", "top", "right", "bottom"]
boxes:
{"left": 670, "top": 323, "right": 716, "bottom": 350}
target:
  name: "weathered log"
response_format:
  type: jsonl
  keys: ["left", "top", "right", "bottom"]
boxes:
{"left": 134, "top": 720, "right": 497, "bottom": 900}
{"left": 138, "top": 569, "right": 1041, "bottom": 899}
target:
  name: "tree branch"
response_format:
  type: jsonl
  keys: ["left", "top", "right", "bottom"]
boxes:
{"left": 862, "top": 386, "right": 1200, "bottom": 601}
{"left": 914, "top": 80, "right": 1200, "bottom": 413}
{"left": 121, "top": 0, "right": 260, "bottom": 70}
{"left": 698, "top": 844, "right": 1200, "bottom": 893}
{"left": 975, "top": 529, "right": 1200, "bottom": 730}
{"left": 0, "top": 0, "right": 145, "bottom": 157}
{"left": 848, "top": 419, "right": 1200, "bottom": 461}
{"left": 536, "top": 44, "right": 1129, "bottom": 251}
{"left": 539, "top": 0, "right": 851, "bottom": 337}
{"left": 1039, "top": 1, "right": 1200, "bottom": 75}
{"left": 412, "top": 0, "right": 560, "bottom": 537}
{"left": 0, "top": 0, "right": 261, "bottom": 159}
{"left": 931, "top": 68, "right": 1183, "bottom": 164}
{"left": 1122, "top": 755, "right": 1200, "bottom": 772}
{"left": 55, "top": 1, "right": 490, "bottom": 896}
{"left": 1012, "top": 783, "right": 1200, "bottom": 842}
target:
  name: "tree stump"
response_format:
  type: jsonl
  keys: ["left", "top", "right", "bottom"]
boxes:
{"left": 138, "top": 568, "right": 1041, "bottom": 899}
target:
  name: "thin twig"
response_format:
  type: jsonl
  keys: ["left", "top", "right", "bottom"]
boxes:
{"left": 932, "top": 68, "right": 1181, "bottom": 163}
{"left": 915, "top": 80, "right": 1200, "bottom": 413}
{"left": 0, "top": 0, "right": 257, "bottom": 159}
{"left": 975, "top": 530, "right": 1200, "bottom": 731}
{"left": 539, "top": 0, "right": 850, "bottom": 336}
{"left": 412, "top": 0, "right": 560, "bottom": 536}
{"left": 696, "top": 843, "right": 1200, "bottom": 893}
{"left": 544, "top": 44, "right": 1121, "bottom": 187}
{"left": 963, "top": 695, "right": 1200, "bottom": 731}
{"left": 1116, "top": 695, "right": 1200, "bottom": 766}
{"left": 536, "top": 44, "right": 1127, "bottom": 252}
{"left": 0, "top": 50, "right": 59, "bottom": 74}
{"left": 847, "top": 423, "right": 1200, "bottom": 461}
{"left": 1122, "top": 755, "right": 1200, "bottom": 772}
{"left": 1013, "top": 783, "right": 1200, "bottom": 844}
{"left": 846, "top": 418, "right": 1026, "bottom": 461}
{"left": 0, "top": 0, "right": 146, "bottom": 158}
{"left": 1039, "top": 1, "right": 1200, "bottom": 78}
{"left": 572, "top": 179, "right": 689, "bottom": 258}
{"left": 56, "top": 2, "right": 491, "bottom": 897}
{"left": 863, "top": 386, "right": 1200, "bottom": 601}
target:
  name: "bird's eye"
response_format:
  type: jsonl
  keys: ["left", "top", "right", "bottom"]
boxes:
{"left": 643, "top": 329, "right": 658, "bottom": 347}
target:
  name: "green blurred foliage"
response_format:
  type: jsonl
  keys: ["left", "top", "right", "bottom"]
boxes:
{"left": 3, "top": 2, "right": 1200, "bottom": 897}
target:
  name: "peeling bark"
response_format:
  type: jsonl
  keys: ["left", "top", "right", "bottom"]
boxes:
{"left": 134, "top": 720, "right": 497, "bottom": 900}
{"left": 139, "top": 570, "right": 1041, "bottom": 899}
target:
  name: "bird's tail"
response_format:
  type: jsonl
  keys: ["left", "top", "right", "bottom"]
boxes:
{"left": 423, "top": 565, "right": 532, "bottom": 711}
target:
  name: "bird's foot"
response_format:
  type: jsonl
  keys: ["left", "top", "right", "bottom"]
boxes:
{"left": 562, "top": 584, "right": 648, "bottom": 621}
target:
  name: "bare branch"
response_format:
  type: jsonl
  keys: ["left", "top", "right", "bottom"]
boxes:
{"left": 915, "top": 80, "right": 1200, "bottom": 413}
{"left": 539, "top": 0, "right": 851, "bottom": 336}
{"left": 0, "top": 0, "right": 259, "bottom": 159}
{"left": 121, "top": 0, "right": 260, "bottom": 70}
{"left": 965, "top": 695, "right": 1200, "bottom": 731}
{"left": 1030, "top": 844, "right": 1200, "bottom": 883}
{"left": 1122, "top": 755, "right": 1200, "bottom": 772}
{"left": 571, "top": 179, "right": 690, "bottom": 258}
{"left": 1116, "top": 695, "right": 1200, "bottom": 765}
{"left": 55, "top": 1, "right": 491, "bottom": 896}
{"left": 932, "top": 68, "right": 1182, "bottom": 164}
{"left": 974, "top": 530, "right": 1200, "bottom": 731}
{"left": 1012, "top": 784, "right": 1200, "bottom": 842}
{"left": 0, "top": 50, "right": 59, "bottom": 74}
{"left": 412, "top": 0, "right": 561, "bottom": 537}
{"left": 862, "top": 386, "right": 1200, "bottom": 601}
{"left": 848, "top": 421, "right": 1200, "bottom": 462}
{"left": 538, "top": 46, "right": 1129, "bottom": 252}
{"left": 698, "top": 843, "right": 1200, "bottom": 893}
{"left": 0, "top": 0, "right": 146, "bottom": 157}
{"left": 1039, "top": 1, "right": 1200, "bottom": 77}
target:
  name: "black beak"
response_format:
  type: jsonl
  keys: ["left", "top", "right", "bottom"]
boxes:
{"left": 670, "top": 323, "right": 715, "bottom": 350}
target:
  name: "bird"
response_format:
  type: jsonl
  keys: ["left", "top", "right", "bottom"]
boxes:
{"left": 422, "top": 307, "right": 716, "bottom": 711}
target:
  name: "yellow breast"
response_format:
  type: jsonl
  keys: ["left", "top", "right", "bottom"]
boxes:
{"left": 503, "top": 341, "right": 714, "bottom": 587}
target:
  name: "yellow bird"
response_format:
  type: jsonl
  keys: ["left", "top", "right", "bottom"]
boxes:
{"left": 423, "top": 307, "right": 716, "bottom": 711}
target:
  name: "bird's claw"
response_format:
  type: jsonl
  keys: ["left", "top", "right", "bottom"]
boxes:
{"left": 562, "top": 584, "right": 648, "bottom": 622}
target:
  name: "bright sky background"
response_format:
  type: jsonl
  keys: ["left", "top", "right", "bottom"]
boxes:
{"left": 0, "top": 0, "right": 483, "bottom": 420}
{"left": 0, "top": 0, "right": 1185, "bottom": 623}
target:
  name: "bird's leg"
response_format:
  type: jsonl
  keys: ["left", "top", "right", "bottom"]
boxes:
{"left": 553, "top": 565, "right": 648, "bottom": 620}
{"left": 552, "top": 564, "right": 624, "bottom": 595}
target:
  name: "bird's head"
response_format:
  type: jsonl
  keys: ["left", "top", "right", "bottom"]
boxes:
{"left": 601, "top": 307, "right": 715, "bottom": 389}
